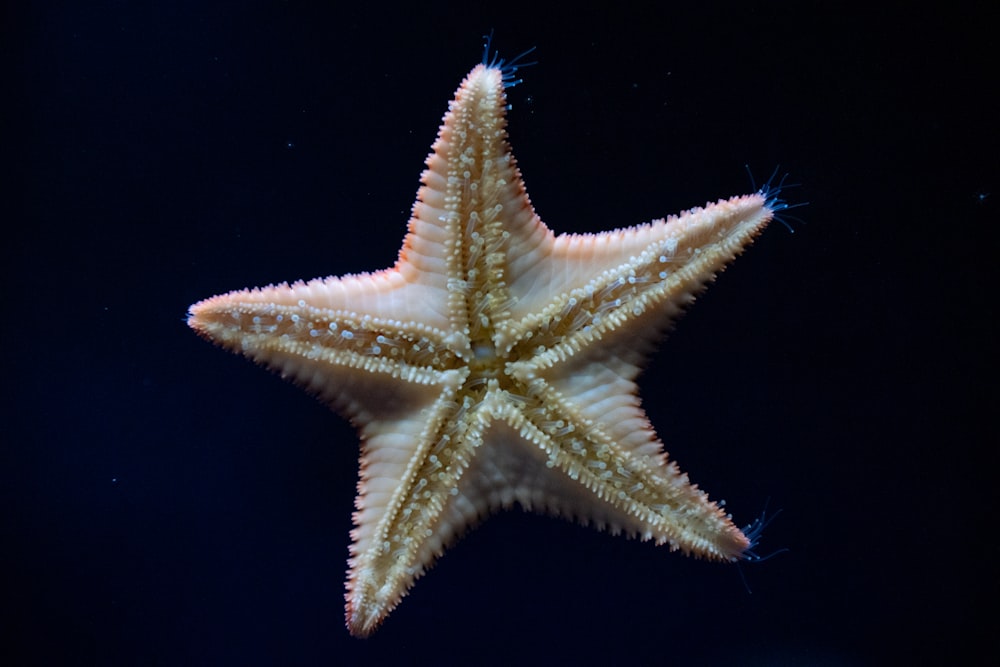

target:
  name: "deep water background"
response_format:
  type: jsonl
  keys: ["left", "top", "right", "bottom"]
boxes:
{"left": 4, "top": 2, "right": 994, "bottom": 665}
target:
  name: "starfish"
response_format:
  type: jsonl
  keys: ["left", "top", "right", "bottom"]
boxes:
{"left": 188, "top": 54, "right": 779, "bottom": 637}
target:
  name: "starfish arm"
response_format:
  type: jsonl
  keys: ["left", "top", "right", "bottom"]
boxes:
{"left": 345, "top": 384, "right": 487, "bottom": 636}
{"left": 406, "top": 65, "right": 559, "bottom": 344}
{"left": 499, "top": 192, "right": 772, "bottom": 364}
{"left": 190, "top": 270, "right": 454, "bottom": 336}
{"left": 187, "top": 288, "right": 463, "bottom": 423}
{"left": 500, "top": 380, "right": 748, "bottom": 560}
{"left": 504, "top": 193, "right": 770, "bottom": 318}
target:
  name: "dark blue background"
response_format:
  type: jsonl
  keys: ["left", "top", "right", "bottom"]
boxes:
{"left": 5, "top": 2, "right": 993, "bottom": 665}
